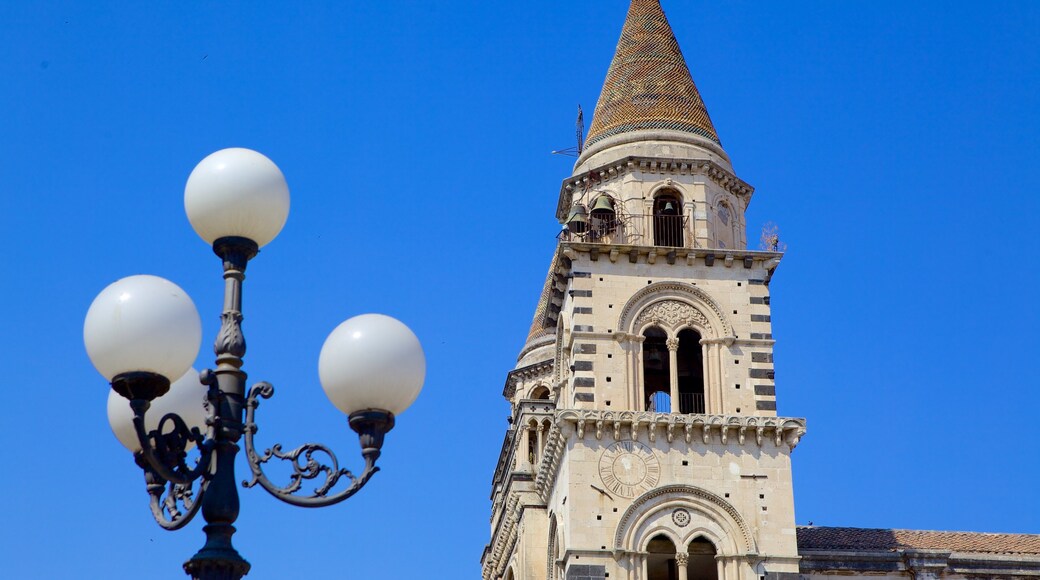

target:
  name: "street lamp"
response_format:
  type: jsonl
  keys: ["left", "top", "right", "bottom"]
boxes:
{"left": 84, "top": 148, "right": 425, "bottom": 580}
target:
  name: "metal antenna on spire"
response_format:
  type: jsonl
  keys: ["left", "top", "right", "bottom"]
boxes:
{"left": 552, "top": 105, "right": 585, "bottom": 157}
{"left": 576, "top": 104, "right": 585, "bottom": 155}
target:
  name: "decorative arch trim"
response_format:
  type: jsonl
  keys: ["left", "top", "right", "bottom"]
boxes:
{"left": 648, "top": 181, "right": 688, "bottom": 203}
{"left": 614, "top": 484, "right": 756, "bottom": 555}
{"left": 618, "top": 282, "right": 733, "bottom": 338}
{"left": 547, "top": 514, "right": 559, "bottom": 580}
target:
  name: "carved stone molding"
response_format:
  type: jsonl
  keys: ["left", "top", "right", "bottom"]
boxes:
{"left": 636, "top": 300, "right": 710, "bottom": 335}
{"left": 556, "top": 410, "right": 807, "bottom": 451}
{"left": 619, "top": 282, "right": 734, "bottom": 338}
{"left": 613, "top": 484, "right": 757, "bottom": 555}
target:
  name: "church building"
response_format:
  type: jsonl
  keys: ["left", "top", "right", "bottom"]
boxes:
{"left": 481, "top": 1, "right": 1040, "bottom": 579}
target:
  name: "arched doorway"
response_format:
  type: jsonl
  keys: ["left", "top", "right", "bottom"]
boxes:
{"left": 686, "top": 537, "right": 718, "bottom": 580}
{"left": 642, "top": 326, "right": 670, "bottom": 411}
{"left": 647, "top": 534, "right": 678, "bottom": 580}
{"left": 676, "top": 329, "right": 705, "bottom": 413}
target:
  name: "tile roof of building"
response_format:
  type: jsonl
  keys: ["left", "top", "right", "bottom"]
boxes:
{"left": 797, "top": 526, "right": 1040, "bottom": 555}
{"left": 585, "top": 0, "right": 719, "bottom": 148}
{"left": 526, "top": 244, "right": 560, "bottom": 342}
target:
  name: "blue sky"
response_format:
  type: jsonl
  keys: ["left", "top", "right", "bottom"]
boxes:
{"left": 1, "top": 1, "right": 1038, "bottom": 578}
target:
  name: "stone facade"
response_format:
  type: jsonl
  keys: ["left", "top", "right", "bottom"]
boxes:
{"left": 482, "top": 2, "right": 1040, "bottom": 579}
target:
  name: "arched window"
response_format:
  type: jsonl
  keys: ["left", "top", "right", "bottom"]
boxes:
{"left": 527, "top": 420, "right": 538, "bottom": 465}
{"left": 530, "top": 385, "right": 550, "bottom": 400}
{"left": 646, "top": 535, "right": 678, "bottom": 580}
{"left": 653, "top": 192, "right": 684, "bottom": 247}
{"left": 676, "top": 329, "right": 705, "bottom": 414}
{"left": 715, "top": 201, "right": 735, "bottom": 249}
{"left": 686, "top": 537, "right": 718, "bottom": 580}
{"left": 642, "top": 327, "right": 670, "bottom": 412}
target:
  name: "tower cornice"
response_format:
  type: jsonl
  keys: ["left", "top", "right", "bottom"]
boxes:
{"left": 556, "top": 155, "right": 755, "bottom": 222}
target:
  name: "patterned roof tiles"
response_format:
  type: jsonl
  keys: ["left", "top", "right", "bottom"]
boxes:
{"left": 797, "top": 526, "right": 1040, "bottom": 555}
{"left": 585, "top": 0, "right": 719, "bottom": 148}
{"left": 526, "top": 245, "right": 561, "bottom": 342}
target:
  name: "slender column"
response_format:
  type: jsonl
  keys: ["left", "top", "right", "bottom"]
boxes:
{"left": 666, "top": 337, "right": 680, "bottom": 413}
{"left": 701, "top": 342, "right": 711, "bottom": 413}
{"left": 631, "top": 335, "right": 646, "bottom": 410}
{"left": 183, "top": 237, "right": 257, "bottom": 580}
{"left": 675, "top": 552, "right": 689, "bottom": 579}
{"left": 536, "top": 423, "right": 545, "bottom": 460}
{"left": 518, "top": 424, "right": 531, "bottom": 471}
{"left": 683, "top": 201, "right": 697, "bottom": 249}
{"left": 716, "top": 344, "right": 725, "bottom": 414}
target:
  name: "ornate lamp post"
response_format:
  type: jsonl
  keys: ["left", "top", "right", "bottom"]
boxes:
{"left": 84, "top": 148, "right": 425, "bottom": 580}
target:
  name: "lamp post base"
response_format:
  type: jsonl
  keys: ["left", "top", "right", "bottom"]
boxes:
{"left": 183, "top": 524, "right": 251, "bottom": 580}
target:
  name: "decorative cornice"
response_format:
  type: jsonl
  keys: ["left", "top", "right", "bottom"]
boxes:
{"left": 561, "top": 243, "right": 783, "bottom": 269}
{"left": 557, "top": 156, "right": 754, "bottom": 221}
{"left": 556, "top": 409, "right": 806, "bottom": 449}
{"left": 502, "top": 359, "right": 555, "bottom": 399}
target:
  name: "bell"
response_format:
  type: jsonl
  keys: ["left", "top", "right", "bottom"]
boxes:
{"left": 566, "top": 204, "right": 588, "bottom": 234}
{"left": 590, "top": 196, "right": 615, "bottom": 215}
{"left": 662, "top": 201, "right": 677, "bottom": 215}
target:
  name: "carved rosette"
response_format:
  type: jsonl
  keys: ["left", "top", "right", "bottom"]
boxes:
{"left": 635, "top": 300, "right": 709, "bottom": 333}
{"left": 672, "top": 508, "right": 691, "bottom": 527}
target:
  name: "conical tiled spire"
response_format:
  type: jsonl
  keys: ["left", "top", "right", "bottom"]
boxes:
{"left": 584, "top": 0, "right": 720, "bottom": 148}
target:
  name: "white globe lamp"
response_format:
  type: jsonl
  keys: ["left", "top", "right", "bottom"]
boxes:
{"left": 184, "top": 148, "right": 290, "bottom": 248}
{"left": 84, "top": 275, "right": 201, "bottom": 399}
{"left": 318, "top": 314, "right": 425, "bottom": 417}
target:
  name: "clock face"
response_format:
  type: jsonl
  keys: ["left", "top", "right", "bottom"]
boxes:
{"left": 599, "top": 441, "right": 660, "bottom": 498}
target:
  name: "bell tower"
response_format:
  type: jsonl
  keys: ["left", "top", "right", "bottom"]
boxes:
{"left": 483, "top": 2, "right": 806, "bottom": 579}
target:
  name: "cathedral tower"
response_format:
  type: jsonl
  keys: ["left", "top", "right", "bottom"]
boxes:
{"left": 483, "top": 2, "right": 806, "bottom": 579}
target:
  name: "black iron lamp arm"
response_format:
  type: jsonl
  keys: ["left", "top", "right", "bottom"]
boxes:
{"left": 241, "top": 381, "right": 394, "bottom": 508}
{"left": 137, "top": 453, "right": 209, "bottom": 530}
{"left": 130, "top": 397, "right": 217, "bottom": 486}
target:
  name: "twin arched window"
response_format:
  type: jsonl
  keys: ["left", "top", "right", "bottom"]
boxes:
{"left": 642, "top": 327, "right": 705, "bottom": 414}
{"left": 647, "top": 534, "right": 718, "bottom": 580}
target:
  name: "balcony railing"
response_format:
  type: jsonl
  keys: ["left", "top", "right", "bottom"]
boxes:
{"left": 679, "top": 393, "right": 705, "bottom": 414}
{"left": 645, "top": 391, "right": 705, "bottom": 414}
{"left": 564, "top": 213, "right": 689, "bottom": 248}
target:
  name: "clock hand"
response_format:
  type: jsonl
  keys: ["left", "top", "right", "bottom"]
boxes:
{"left": 590, "top": 484, "right": 614, "bottom": 501}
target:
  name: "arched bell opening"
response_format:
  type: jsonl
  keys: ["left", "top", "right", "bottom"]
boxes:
{"left": 685, "top": 537, "right": 718, "bottom": 580}
{"left": 646, "top": 534, "right": 678, "bottom": 580}
{"left": 642, "top": 326, "right": 670, "bottom": 412}
{"left": 530, "top": 385, "right": 550, "bottom": 400}
{"left": 676, "top": 329, "right": 705, "bottom": 414}
{"left": 589, "top": 195, "right": 618, "bottom": 239}
{"left": 653, "top": 192, "right": 684, "bottom": 247}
